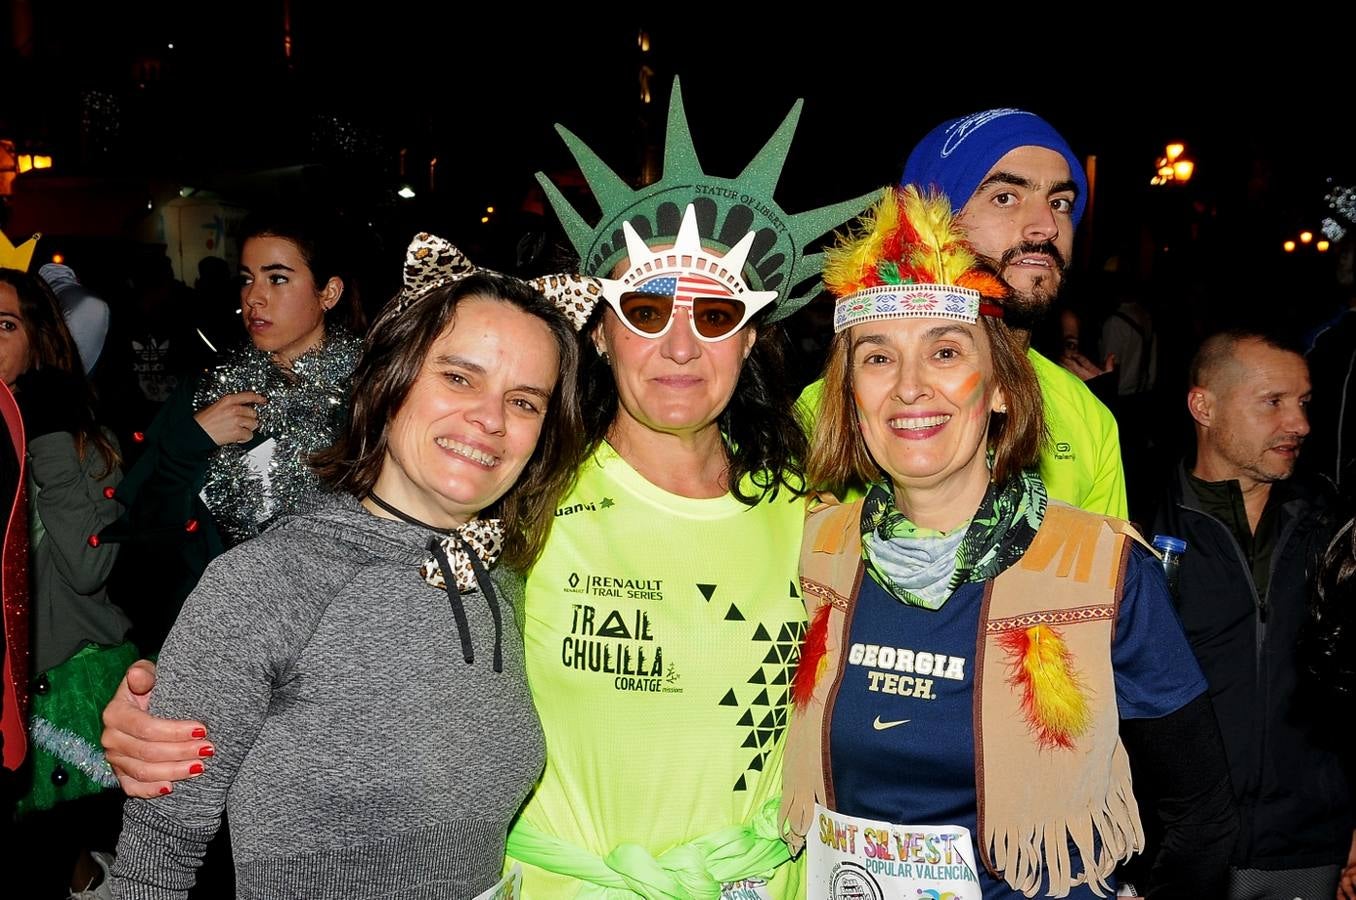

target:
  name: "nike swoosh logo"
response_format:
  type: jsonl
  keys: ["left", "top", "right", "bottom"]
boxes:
{"left": 872, "top": 716, "right": 911, "bottom": 731}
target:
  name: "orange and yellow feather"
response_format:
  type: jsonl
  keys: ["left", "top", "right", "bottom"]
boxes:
{"left": 997, "top": 624, "right": 1091, "bottom": 749}
{"left": 823, "top": 186, "right": 1007, "bottom": 300}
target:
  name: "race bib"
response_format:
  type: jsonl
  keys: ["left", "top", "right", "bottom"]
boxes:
{"left": 721, "top": 877, "right": 773, "bottom": 899}
{"left": 808, "top": 804, "right": 981, "bottom": 900}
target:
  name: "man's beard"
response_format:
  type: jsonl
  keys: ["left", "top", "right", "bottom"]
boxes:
{"left": 990, "top": 241, "right": 1068, "bottom": 331}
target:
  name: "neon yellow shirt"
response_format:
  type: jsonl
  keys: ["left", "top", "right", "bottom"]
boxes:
{"left": 511, "top": 443, "right": 806, "bottom": 898}
{"left": 796, "top": 348, "right": 1127, "bottom": 518}
{"left": 1026, "top": 349, "right": 1127, "bottom": 518}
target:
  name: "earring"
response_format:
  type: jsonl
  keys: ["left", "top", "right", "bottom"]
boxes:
{"left": 998, "top": 404, "right": 1008, "bottom": 413}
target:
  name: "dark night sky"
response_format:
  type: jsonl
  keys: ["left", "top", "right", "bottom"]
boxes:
{"left": 5, "top": 5, "right": 1351, "bottom": 281}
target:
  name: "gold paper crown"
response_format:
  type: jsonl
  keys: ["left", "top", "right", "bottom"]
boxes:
{"left": 0, "top": 229, "right": 40, "bottom": 271}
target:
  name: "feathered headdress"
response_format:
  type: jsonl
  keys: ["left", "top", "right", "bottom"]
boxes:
{"left": 824, "top": 186, "right": 1007, "bottom": 333}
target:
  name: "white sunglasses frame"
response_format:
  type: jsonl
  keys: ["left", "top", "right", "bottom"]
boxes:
{"left": 603, "top": 287, "right": 774, "bottom": 343}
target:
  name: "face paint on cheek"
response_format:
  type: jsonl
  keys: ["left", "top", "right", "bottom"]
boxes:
{"left": 965, "top": 373, "right": 997, "bottom": 424}
{"left": 958, "top": 371, "right": 987, "bottom": 420}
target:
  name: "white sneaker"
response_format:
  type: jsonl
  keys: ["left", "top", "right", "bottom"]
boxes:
{"left": 68, "top": 850, "right": 114, "bottom": 900}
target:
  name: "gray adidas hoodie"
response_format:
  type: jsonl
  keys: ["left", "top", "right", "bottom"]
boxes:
{"left": 112, "top": 492, "right": 544, "bottom": 899}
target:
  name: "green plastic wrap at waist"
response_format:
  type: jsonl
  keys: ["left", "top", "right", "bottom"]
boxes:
{"left": 505, "top": 796, "right": 790, "bottom": 899}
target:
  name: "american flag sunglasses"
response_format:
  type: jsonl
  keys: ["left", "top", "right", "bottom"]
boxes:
{"left": 607, "top": 271, "right": 773, "bottom": 342}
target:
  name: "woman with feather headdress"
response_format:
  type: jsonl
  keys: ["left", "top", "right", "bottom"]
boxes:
{"left": 779, "top": 186, "right": 1237, "bottom": 899}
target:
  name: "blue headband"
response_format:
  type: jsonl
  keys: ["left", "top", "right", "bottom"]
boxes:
{"left": 900, "top": 109, "right": 1087, "bottom": 228}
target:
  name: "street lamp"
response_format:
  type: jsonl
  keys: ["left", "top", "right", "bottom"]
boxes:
{"left": 1150, "top": 142, "right": 1194, "bottom": 186}
{"left": 1283, "top": 231, "right": 1334, "bottom": 253}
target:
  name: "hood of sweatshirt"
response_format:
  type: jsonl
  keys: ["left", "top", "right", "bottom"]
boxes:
{"left": 271, "top": 490, "right": 509, "bottom": 671}
{"left": 272, "top": 490, "right": 438, "bottom": 567}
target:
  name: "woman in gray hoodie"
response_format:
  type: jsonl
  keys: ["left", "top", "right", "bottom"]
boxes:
{"left": 108, "top": 235, "right": 586, "bottom": 899}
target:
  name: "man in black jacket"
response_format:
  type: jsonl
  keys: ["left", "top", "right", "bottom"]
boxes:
{"left": 1153, "top": 329, "right": 1354, "bottom": 899}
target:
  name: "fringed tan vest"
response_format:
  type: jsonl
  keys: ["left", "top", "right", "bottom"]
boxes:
{"left": 780, "top": 495, "right": 1146, "bottom": 898}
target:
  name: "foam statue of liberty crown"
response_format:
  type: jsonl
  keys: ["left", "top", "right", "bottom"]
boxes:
{"left": 534, "top": 77, "right": 874, "bottom": 329}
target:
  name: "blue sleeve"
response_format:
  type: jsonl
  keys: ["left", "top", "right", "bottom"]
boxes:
{"left": 1112, "top": 545, "right": 1208, "bottom": 719}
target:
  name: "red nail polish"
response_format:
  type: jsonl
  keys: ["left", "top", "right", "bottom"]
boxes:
{"left": 159, "top": 786, "right": 171, "bottom": 795}
{"left": 189, "top": 763, "right": 204, "bottom": 775}
{"left": 184, "top": 518, "right": 199, "bottom": 533}
{"left": 103, "top": 487, "right": 116, "bottom": 499}
{"left": 87, "top": 534, "right": 100, "bottom": 548}
{"left": 191, "top": 727, "right": 206, "bottom": 739}
{"left": 132, "top": 431, "right": 146, "bottom": 443}
{"left": 198, "top": 745, "right": 215, "bottom": 758}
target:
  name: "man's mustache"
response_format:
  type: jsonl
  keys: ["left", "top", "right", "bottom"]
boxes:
{"left": 999, "top": 241, "right": 1068, "bottom": 271}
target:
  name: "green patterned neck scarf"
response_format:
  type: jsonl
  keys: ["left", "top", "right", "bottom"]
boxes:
{"left": 860, "top": 468, "right": 1047, "bottom": 610}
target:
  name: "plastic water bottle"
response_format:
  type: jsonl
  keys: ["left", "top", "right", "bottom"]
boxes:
{"left": 1152, "top": 534, "right": 1187, "bottom": 597}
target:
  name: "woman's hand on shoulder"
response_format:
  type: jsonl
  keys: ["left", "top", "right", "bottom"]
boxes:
{"left": 192, "top": 391, "right": 267, "bottom": 447}
{"left": 101, "top": 659, "right": 213, "bottom": 798}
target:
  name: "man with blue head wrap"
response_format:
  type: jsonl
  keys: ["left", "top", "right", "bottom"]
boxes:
{"left": 902, "top": 108, "right": 1086, "bottom": 326}
{"left": 904, "top": 108, "right": 1124, "bottom": 516}
{"left": 801, "top": 108, "right": 1127, "bottom": 517}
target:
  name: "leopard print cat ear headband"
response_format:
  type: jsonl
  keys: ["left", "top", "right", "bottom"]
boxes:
{"left": 373, "top": 233, "right": 611, "bottom": 675}
{"left": 391, "top": 231, "right": 604, "bottom": 333}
